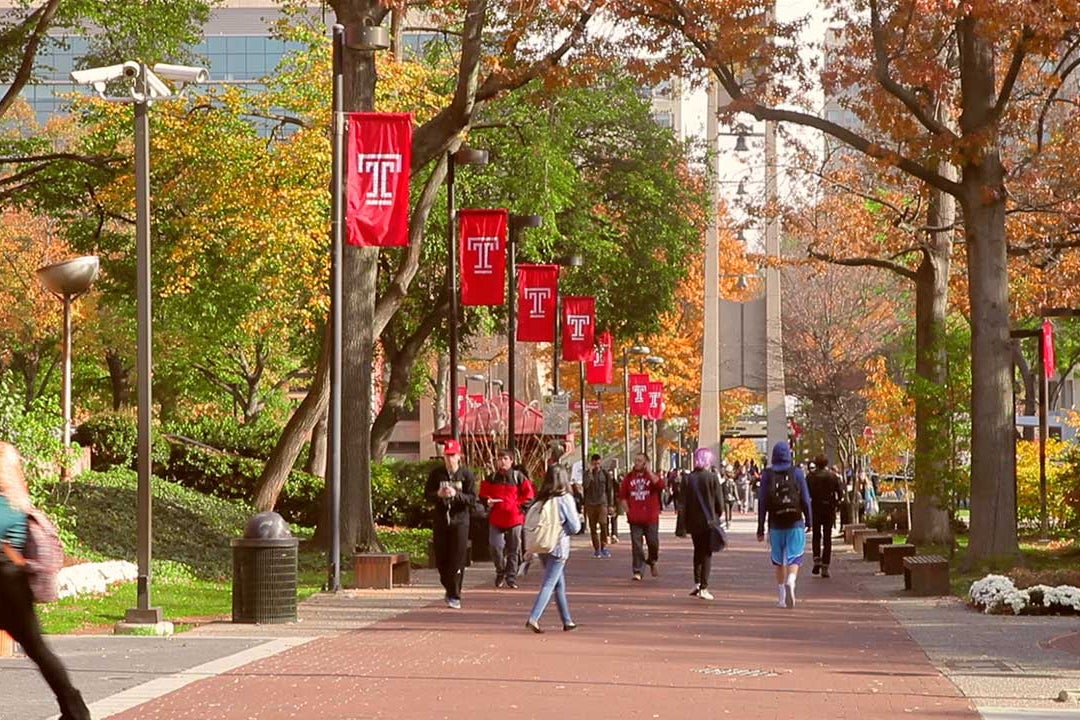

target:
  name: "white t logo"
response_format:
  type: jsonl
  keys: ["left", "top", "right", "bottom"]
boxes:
{"left": 648, "top": 390, "right": 661, "bottom": 408}
{"left": 524, "top": 287, "right": 551, "bottom": 318}
{"left": 467, "top": 236, "right": 500, "bottom": 274}
{"left": 358, "top": 153, "right": 402, "bottom": 206}
{"left": 566, "top": 314, "right": 590, "bottom": 340}
{"left": 632, "top": 384, "right": 647, "bottom": 403}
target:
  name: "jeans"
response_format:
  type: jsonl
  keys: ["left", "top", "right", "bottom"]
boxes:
{"left": 433, "top": 521, "right": 469, "bottom": 600}
{"left": 0, "top": 558, "right": 89, "bottom": 720}
{"left": 629, "top": 522, "right": 659, "bottom": 574}
{"left": 690, "top": 529, "right": 714, "bottom": 589}
{"left": 527, "top": 553, "right": 572, "bottom": 624}
{"left": 812, "top": 512, "right": 835, "bottom": 567}
{"left": 489, "top": 523, "right": 521, "bottom": 582}
{"left": 584, "top": 504, "right": 609, "bottom": 551}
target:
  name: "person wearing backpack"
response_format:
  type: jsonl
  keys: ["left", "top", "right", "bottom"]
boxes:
{"left": 0, "top": 442, "right": 91, "bottom": 720}
{"left": 756, "top": 441, "right": 812, "bottom": 609}
{"left": 524, "top": 452, "right": 581, "bottom": 633}
{"left": 683, "top": 448, "right": 725, "bottom": 600}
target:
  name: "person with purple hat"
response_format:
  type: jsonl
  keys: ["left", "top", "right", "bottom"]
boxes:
{"left": 682, "top": 447, "right": 725, "bottom": 600}
{"left": 424, "top": 439, "right": 477, "bottom": 609}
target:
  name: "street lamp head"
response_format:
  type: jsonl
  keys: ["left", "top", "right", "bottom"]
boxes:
{"left": 511, "top": 213, "right": 543, "bottom": 229}
{"left": 628, "top": 345, "right": 651, "bottom": 356}
{"left": 37, "top": 256, "right": 100, "bottom": 298}
{"left": 734, "top": 134, "right": 749, "bottom": 152}
{"left": 344, "top": 23, "right": 391, "bottom": 51}
{"left": 491, "top": 379, "right": 505, "bottom": 388}
{"left": 466, "top": 373, "right": 486, "bottom": 382}
{"left": 645, "top": 355, "right": 665, "bottom": 367}
{"left": 452, "top": 147, "right": 489, "bottom": 166}
{"left": 558, "top": 253, "right": 584, "bottom": 268}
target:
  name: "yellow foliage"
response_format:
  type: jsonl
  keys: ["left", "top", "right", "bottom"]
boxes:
{"left": 859, "top": 355, "right": 915, "bottom": 473}
{"left": 1015, "top": 439, "right": 1076, "bottom": 529}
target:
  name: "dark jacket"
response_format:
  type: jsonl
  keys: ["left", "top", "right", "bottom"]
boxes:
{"left": 756, "top": 442, "right": 812, "bottom": 533}
{"left": 581, "top": 466, "right": 615, "bottom": 507}
{"left": 425, "top": 464, "right": 478, "bottom": 529}
{"left": 682, "top": 469, "right": 723, "bottom": 535}
{"left": 807, "top": 468, "right": 844, "bottom": 514}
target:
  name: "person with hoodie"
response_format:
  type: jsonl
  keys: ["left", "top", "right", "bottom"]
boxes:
{"left": 479, "top": 448, "right": 535, "bottom": 589}
{"left": 0, "top": 442, "right": 91, "bottom": 720}
{"left": 682, "top": 447, "right": 725, "bottom": 600}
{"left": 756, "top": 442, "right": 812, "bottom": 609}
{"left": 524, "top": 453, "right": 582, "bottom": 633}
{"left": 618, "top": 452, "right": 665, "bottom": 581}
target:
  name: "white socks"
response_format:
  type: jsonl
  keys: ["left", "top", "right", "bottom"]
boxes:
{"left": 777, "top": 584, "right": 786, "bottom": 605}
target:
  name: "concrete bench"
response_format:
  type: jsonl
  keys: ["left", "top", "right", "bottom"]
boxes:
{"left": 353, "top": 552, "right": 411, "bottom": 589}
{"left": 843, "top": 523, "right": 868, "bottom": 544}
{"left": 852, "top": 528, "right": 880, "bottom": 555}
{"left": 880, "top": 543, "right": 916, "bottom": 575}
{"left": 903, "top": 554, "right": 950, "bottom": 595}
{"left": 862, "top": 534, "right": 894, "bottom": 562}
{"left": 0, "top": 631, "right": 13, "bottom": 657}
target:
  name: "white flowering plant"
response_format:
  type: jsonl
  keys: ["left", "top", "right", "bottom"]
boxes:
{"left": 968, "top": 574, "right": 1080, "bottom": 615}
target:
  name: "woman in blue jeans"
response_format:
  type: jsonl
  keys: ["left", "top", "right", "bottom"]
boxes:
{"left": 525, "top": 461, "right": 581, "bottom": 633}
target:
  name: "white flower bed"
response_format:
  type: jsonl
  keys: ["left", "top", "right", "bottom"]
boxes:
{"left": 968, "top": 574, "right": 1080, "bottom": 615}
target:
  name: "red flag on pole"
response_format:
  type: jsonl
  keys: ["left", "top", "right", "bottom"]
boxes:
{"left": 516, "top": 264, "right": 559, "bottom": 341}
{"left": 561, "top": 296, "right": 595, "bottom": 361}
{"left": 629, "top": 373, "right": 650, "bottom": 416}
{"left": 587, "top": 331, "right": 614, "bottom": 384}
{"left": 646, "top": 381, "right": 664, "bottom": 420}
{"left": 459, "top": 209, "right": 508, "bottom": 306}
{"left": 1043, "top": 320, "right": 1056, "bottom": 379}
{"left": 456, "top": 386, "right": 467, "bottom": 421}
{"left": 346, "top": 112, "right": 412, "bottom": 247}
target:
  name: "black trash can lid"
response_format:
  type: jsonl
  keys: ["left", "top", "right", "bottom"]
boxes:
{"left": 243, "top": 511, "right": 292, "bottom": 539}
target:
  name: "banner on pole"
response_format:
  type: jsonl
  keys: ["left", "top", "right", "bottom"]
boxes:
{"left": 586, "top": 331, "right": 614, "bottom": 385}
{"left": 456, "top": 385, "right": 467, "bottom": 421}
{"left": 346, "top": 112, "right": 412, "bottom": 247}
{"left": 629, "top": 373, "right": 650, "bottom": 417}
{"left": 561, "top": 296, "right": 595, "bottom": 361}
{"left": 1043, "top": 320, "right": 1056, "bottom": 379}
{"left": 516, "top": 264, "right": 559, "bottom": 341}
{"left": 459, "top": 209, "right": 508, "bottom": 305}
{"left": 646, "top": 381, "right": 664, "bottom": 421}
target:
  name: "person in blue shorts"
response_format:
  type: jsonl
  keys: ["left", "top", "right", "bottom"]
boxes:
{"left": 756, "top": 442, "right": 812, "bottom": 609}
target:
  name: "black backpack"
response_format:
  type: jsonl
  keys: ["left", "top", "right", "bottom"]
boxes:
{"left": 766, "top": 470, "right": 802, "bottom": 528}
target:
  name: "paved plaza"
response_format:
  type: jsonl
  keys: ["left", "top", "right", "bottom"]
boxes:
{"left": 3, "top": 513, "right": 1079, "bottom": 720}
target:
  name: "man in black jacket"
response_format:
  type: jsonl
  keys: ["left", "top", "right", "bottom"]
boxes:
{"left": 581, "top": 454, "right": 615, "bottom": 557}
{"left": 683, "top": 448, "right": 725, "bottom": 600}
{"left": 425, "top": 440, "right": 477, "bottom": 608}
{"left": 807, "top": 455, "right": 844, "bottom": 578}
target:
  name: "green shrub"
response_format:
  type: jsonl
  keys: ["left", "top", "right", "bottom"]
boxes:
{"left": 164, "top": 414, "right": 281, "bottom": 459}
{"left": 372, "top": 459, "right": 440, "bottom": 528}
{"left": 74, "top": 412, "right": 170, "bottom": 471}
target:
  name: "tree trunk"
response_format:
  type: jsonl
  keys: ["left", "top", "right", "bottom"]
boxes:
{"left": 909, "top": 182, "right": 954, "bottom": 546}
{"left": 959, "top": 25, "right": 1018, "bottom": 561}
{"left": 434, "top": 352, "right": 450, "bottom": 431}
{"left": 253, "top": 326, "right": 330, "bottom": 511}
{"left": 105, "top": 349, "right": 132, "bottom": 410}
{"left": 305, "top": 411, "right": 328, "bottom": 479}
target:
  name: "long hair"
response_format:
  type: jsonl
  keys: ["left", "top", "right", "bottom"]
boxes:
{"left": 0, "top": 442, "right": 32, "bottom": 512}
{"left": 535, "top": 463, "right": 571, "bottom": 503}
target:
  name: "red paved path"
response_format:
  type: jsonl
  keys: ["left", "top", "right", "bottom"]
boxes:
{"left": 107, "top": 515, "right": 977, "bottom": 719}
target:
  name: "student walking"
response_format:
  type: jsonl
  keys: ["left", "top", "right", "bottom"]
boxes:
{"left": 479, "top": 449, "right": 535, "bottom": 589}
{"left": 0, "top": 442, "right": 91, "bottom": 720}
{"left": 807, "top": 455, "right": 844, "bottom": 578}
{"left": 581, "top": 454, "right": 615, "bottom": 558}
{"left": 525, "top": 455, "right": 581, "bottom": 633}
{"left": 424, "top": 440, "right": 478, "bottom": 609}
{"left": 683, "top": 448, "right": 724, "bottom": 600}
{"left": 756, "top": 442, "right": 812, "bottom": 609}
{"left": 619, "top": 453, "right": 665, "bottom": 581}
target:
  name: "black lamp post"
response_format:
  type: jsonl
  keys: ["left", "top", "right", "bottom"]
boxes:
{"left": 447, "top": 147, "right": 489, "bottom": 441}
{"left": 644, "top": 355, "right": 665, "bottom": 458}
{"left": 506, "top": 213, "right": 542, "bottom": 454}
{"left": 622, "top": 345, "right": 651, "bottom": 471}
{"left": 552, "top": 253, "right": 584, "bottom": 396}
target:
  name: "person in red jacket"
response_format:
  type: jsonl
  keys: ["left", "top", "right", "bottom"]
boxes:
{"left": 618, "top": 452, "right": 665, "bottom": 581}
{"left": 479, "top": 449, "right": 535, "bottom": 588}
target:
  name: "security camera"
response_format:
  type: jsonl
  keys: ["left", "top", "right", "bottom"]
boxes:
{"left": 152, "top": 63, "right": 209, "bottom": 84}
{"left": 142, "top": 69, "right": 173, "bottom": 100}
{"left": 69, "top": 61, "right": 140, "bottom": 87}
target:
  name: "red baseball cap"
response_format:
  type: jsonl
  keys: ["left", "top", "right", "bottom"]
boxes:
{"left": 442, "top": 439, "right": 461, "bottom": 456}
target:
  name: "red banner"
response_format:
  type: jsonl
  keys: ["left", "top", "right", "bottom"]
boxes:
{"left": 516, "top": 264, "right": 559, "bottom": 342}
{"left": 1043, "top": 320, "right": 1056, "bottom": 379}
{"left": 629, "top": 373, "right": 650, "bottom": 416}
{"left": 459, "top": 209, "right": 507, "bottom": 306}
{"left": 646, "top": 381, "right": 664, "bottom": 420}
{"left": 586, "top": 331, "right": 614, "bottom": 385}
{"left": 456, "top": 385, "right": 467, "bottom": 420}
{"left": 346, "top": 112, "right": 412, "bottom": 247}
{"left": 561, "top": 296, "right": 595, "bottom": 361}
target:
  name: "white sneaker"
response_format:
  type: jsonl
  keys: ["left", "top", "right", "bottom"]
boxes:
{"left": 447, "top": 598, "right": 461, "bottom": 610}
{"left": 689, "top": 585, "right": 700, "bottom": 596}
{"left": 699, "top": 588, "right": 714, "bottom": 600}
{"left": 784, "top": 584, "right": 795, "bottom": 609}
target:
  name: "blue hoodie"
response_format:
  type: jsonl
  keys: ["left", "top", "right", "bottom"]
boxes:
{"left": 756, "top": 442, "right": 812, "bottom": 533}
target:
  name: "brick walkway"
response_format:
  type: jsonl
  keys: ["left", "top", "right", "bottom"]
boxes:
{"left": 104, "top": 514, "right": 977, "bottom": 719}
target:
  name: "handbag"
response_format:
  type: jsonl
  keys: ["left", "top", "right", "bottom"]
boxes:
{"left": 691, "top": 474, "right": 727, "bottom": 552}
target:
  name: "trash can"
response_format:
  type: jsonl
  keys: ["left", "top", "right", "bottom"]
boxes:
{"left": 231, "top": 511, "right": 298, "bottom": 624}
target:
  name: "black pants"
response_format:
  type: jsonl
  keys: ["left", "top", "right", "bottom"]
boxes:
{"left": 690, "top": 530, "right": 713, "bottom": 589}
{"left": 629, "top": 522, "right": 659, "bottom": 574}
{"left": 433, "top": 521, "right": 469, "bottom": 600}
{"left": 0, "top": 558, "right": 89, "bottom": 720}
{"left": 812, "top": 513, "right": 835, "bottom": 567}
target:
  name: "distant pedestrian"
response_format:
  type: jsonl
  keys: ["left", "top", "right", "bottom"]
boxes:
{"left": 525, "top": 451, "right": 581, "bottom": 633}
{"left": 0, "top": 442, "right": 91, "bottom": 720}
{"left": 683, "top": 448, "right": 724, "bottom": 600}
{"left": 607, "top": 460, "right": 621, "bottom": 543}
{"left": 425, "top": 440, "right": 478, "bottom": 609}
{"left": 756, "top": 441, "right": 812, "bottom": 609}
{"left": 807, "top": 455, "right": 844, "bottom": 578}
{"left": 721, "top": 471, "right": 738, "bottom": 528}
{"left": 479, "top": 448, "right": 535, "bottom": 589}
{"left": 734, "top": 461, "right": 749, "bottom": 513}
{"left": 619, "top": 453, "right": 665, "bottom": 581}
{"left": 581, "top": 454, "right": 615, "bottom": 558}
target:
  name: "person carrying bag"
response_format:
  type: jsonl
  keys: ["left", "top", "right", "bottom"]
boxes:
{"left": 682, "top": 448, "right": 726, "bottom": 601}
